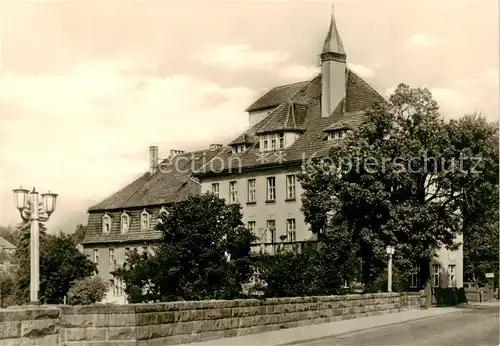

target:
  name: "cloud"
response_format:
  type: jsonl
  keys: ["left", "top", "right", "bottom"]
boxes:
{"left": 200, "top": 44, "right": 290, "bottom": 70}
{"left": 348, "top": 63, "right": 376, "bottom": 79}
{"left": 1, "top": 60, "right": 255, "bottom": 228}
{"left": 406, "top": 33, "right": 439, "bottom": 49}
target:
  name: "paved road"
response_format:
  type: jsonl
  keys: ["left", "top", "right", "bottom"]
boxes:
{"left": 289, "top": 305, "right": 499, "bottom": 346}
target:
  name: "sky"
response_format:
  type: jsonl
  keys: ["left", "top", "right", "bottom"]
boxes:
{"left": 0, "top": 0, "right": 498, "bottom": 233}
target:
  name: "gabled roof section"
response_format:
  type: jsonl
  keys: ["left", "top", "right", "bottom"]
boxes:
{"left": 245, "top": 81, "right": 310, "bottom": 112}
{"left": 229, "top": 133, "right": 254, "bottom": 146}
{"left": 88, "top": 147, "right": 226, "bottom": 212}
{"left": 195, "top": 70, "right": 387, "bottom": 176}
{"left": 255, "top": 101, "right": 309, "bottom": 135}
{"left": 324, "top": 122, "right": 352, "bottom": 131}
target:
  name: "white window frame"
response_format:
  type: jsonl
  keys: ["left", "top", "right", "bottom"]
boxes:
{"left": 120, "top": 212, "right": 130, "bottom": 234}
{"left": 233, "top": 144, "right": 246, "bottom": 154}
{"left": 102, "top": 214, "right": 111, "bottom": 234}
{"left": 448, "top": 264, "right": 456, "bottom": 287}
{"left": 211, "top": 183, "right": 220, "bottom": 197}
{"left": 266, "top": 177, "right": 276, "bottom": 201}
{"left": 286, "top": 219, "right": 296, "bottom": 242}
{"left": 286, "top": 174, "right": 296, "bottom": 199}
{"left": 229, "top": 181, "right": 238, "bottom": 204}
{"left": 327, "top": 130, "right": 345, "bottom": 141}
{"left": 141, "top": 209, "right": 150, "bottom": 230}
{"left": 432, "top": 264, "right": 440, "bottom": 287}
{"left": 247, "top": 179, "right": 256, "bottom": 203}
{"left": 266, "top": 220, "right": 276, "bottom": 243}
{"left": 93, "top": 249, "right": 99, "bottom": 264}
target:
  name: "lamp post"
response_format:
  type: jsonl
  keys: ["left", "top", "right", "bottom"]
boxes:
{"left": 13, "top": 186, "right": 58, "bottom": 305}
{"left": 386, "top": 245, "right": 395, "bottom": 292}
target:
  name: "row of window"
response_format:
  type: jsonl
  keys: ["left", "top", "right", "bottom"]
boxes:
{"left": 410, "top": 264, "right": 456, "bottom": 288}
{"left": 247, "top": 218, "right": 297, "bottom": 243}
{"left": 211, "top": 175, "right": 296, "bottom": 204}
{"left": 92, "top": 246, "right": 150, "bottom": 264}
{"left": 101, "top": 207, "right": 169, "bottom": 234}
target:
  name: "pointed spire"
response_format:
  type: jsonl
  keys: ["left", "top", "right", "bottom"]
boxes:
{"left": 322, "top": 4, "right": 345, "bottom": 55}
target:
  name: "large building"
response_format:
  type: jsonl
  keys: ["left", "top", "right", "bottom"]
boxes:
{"left": 82, "top": 9, "right": 463, "bottom": 302}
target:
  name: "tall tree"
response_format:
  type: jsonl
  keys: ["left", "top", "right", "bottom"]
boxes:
{"left": 117, "top": 194, "right": 257, "bottom": 303}
{"left": 11, "top": 222, "right": 97, "bottom": 304}
{"left": 447, "top": 115, "right": 499, "bottom": 284}
{"left": 300, "top": 84, "right": 496, "bottom": 294}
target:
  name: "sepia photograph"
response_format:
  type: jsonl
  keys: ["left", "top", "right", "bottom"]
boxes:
{"left": 0, "top": 1, "right": 498, "bottom": 345}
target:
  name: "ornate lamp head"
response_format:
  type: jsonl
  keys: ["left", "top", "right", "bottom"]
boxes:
{"left": 13, "top": 187, "right": 29, "bottom": 210}
{"left": 41, "top": 191, "right": 58, "bottom": 215}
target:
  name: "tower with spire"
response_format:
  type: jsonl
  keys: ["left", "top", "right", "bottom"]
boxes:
{"left": 321, "top": 5, "right": 347, "bottom": 118}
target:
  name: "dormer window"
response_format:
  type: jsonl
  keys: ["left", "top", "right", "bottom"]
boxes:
{"left": 260, "top": 133, "right": 285, "bottom": 152}
{"left": 102, "top": 214, "right": 111, "bottom": 234}
{"left": 121, "top": 212, "right": 130, "bottom": 234}
{"left": 141, "top": 209, "right": 150, "bottom": 230}
{"left": 157, "top": 206, "right": 169, "bottom": 223}
{"left": 232, "top": 144, "right": 246, "bottom": 154}
{"left": 327, "top": 130, "right": 347, "bottom": 141}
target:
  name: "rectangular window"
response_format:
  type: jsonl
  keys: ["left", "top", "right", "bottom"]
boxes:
{"left": 279, "top": 133, "right": 285, "bottom": 149}
{"left": 266, "top": 177, "right": 276, "bottom": 201}
{"left": 229, "top": 181, "right": 238, "bottom": 203}
{"left": 410, "top": 266, "right": 419, "bottom": 288}
{"left": 266, "top": 220, "right": 276, "bottom": 243}
{"left": 263, "top": 136, "right": 269, "bottom": 151}
{"left": 247, "top": 179, "right": 256, "bottom": 202}
{"left": 211, "top": 183, "right": 220, "bottom": 197}
{"left": 432, "top": 264, "right": 440, "bottom": 287}
{"left": 286, "top": 219, "right": 296, "bottom": 242}
{"left": 93, "top": 249, "right": 99, "bottom": 264}
{"left": 448, "top": 264, "right": 456, "bottom": 287}
{"left": 270, "top": 135, "right": 277, "bottom": 150}
{"left": 286, "top": 174, "right": 296, "bottom": 199}
{"left": 109, "top": 249, "right": 115, "bottom": 264}
{"left": 247, "top": 221, "right": 256, "bottom": 233}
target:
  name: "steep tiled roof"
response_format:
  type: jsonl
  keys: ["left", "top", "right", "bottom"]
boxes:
{"left": 256, "top": 101, "right": 309, "bottom": 134}
{"left": 245, "top": 81, "right": 310, "bottom": 112}
{"left": 195, "top": 70, "right": 386, "bottom": 176}
{"left": 324, "top": 122, "right": 352, "bottom": 131}
{"left": 88, "top": 147, "right": 225, "bottom": 211}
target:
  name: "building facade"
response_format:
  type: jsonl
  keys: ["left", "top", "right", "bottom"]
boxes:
{"left": 81, "top": 146, "right": 224, "bottom": 303}
{"left": 83, "top": 8, "right": 463, "bottom": 303}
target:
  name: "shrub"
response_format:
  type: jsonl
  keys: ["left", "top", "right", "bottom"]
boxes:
{"left": 67, "top": 276, "right": 109, "bottom": 305}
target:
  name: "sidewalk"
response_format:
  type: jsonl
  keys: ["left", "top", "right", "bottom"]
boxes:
{"left": 186, "top": 307, "right": 462, "bottom": 346}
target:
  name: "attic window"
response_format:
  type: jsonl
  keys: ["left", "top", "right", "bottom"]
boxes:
{"left": 121, "top": 212, "right": 130, "bottom": 234}
{"left": 233, "top": 144, "right": 246, "bottom": 154}
{"left": 260, "top": 133, "right": 284, "bottom": 152}
{"left": 102, "top": 214, "right": 111, "bottom": 234}
{"left": 141, "top": 209, "right": 150, "bottom": 230}
{"left": 327, "top": 130, "right": 347, "bottom": 141}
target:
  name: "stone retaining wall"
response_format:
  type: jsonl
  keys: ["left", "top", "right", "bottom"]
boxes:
{"left": 0, "top": 292, "right": 423, "bottom": 346}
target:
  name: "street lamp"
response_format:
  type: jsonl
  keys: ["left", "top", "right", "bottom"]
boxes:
{"left": 386, "top": 245, "right": 395, "bottom": 292}
{"left": 13, "top": 186, "right": 58, "bottom": 305}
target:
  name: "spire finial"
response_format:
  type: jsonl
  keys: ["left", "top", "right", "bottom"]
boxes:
{"left": 322, "top": 3, "right": 345, "bottom": 56}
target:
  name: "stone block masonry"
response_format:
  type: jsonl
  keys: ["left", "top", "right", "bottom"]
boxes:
{"left": 0, "top": 292, "right": 424, "bottom": 346}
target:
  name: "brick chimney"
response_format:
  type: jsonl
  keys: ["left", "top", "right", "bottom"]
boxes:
{"left": 149, "top": 146, "right": 158, "bottom": 174}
